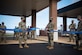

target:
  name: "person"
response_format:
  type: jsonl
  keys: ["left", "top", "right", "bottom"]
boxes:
{"left": 18, "top": 16, "right": 29, "bottom": 48}
{"left": 30, "top": 26, "right": 35, "bottom": 39}
{"left": 46, "top": 17, "right": 54, "bottom": 49}
{"left": 1, "top": 22, "right": 6, "bottom": 43}
{"left": 36, "top": 27, "right": 39, "bottom": 37}
{"left": 31, "top": 27, "right": 33, "bottom": 39}
{"left": 68, "top": 20, "right": 76, "bottom": 42}
{"left": 14, "top": 26, "right": 19, "bottom": 40}
{"left": 60, "top": 24, "right": 63, "bottom": 37}
{"left": 74, "top": 15, "right": 82, "bottom": 50}
{"left": 26, "top": 26, "right": 30, "bottom": 39}
{"left": 0, "top": 24, "right": 2, "bottom": 42}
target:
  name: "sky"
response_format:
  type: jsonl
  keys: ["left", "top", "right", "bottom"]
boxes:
{"left": 0, "top": 0, "right": 80, "bottom": 33}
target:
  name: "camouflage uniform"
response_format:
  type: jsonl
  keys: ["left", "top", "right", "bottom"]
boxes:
{"left": 76, "top": 21, "right": 82, "bottom": 49}
{"left": 1, "top": 23, "right": 6, "bottom": 43}
{"left": 47, "top": 18, "right": 54, "bottom": 49}
{"left": 0, "top": 24, "right": 2, "bottom": 42}
{"left": 18, "top": 17, "right": 29, "bottom": 48}
{"left": 73, "top": 15, "right": 82, "bottom": 50}
{"left": 69, "top": 21, "right": 76, "bottom": 42}
{"left": 14, "top": 27, "right": 19, "bottom": 40}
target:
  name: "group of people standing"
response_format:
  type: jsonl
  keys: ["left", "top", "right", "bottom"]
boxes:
{"left": 66, "top": 15, "right": 82, "bottom": 50}
{"left": 46, "top": 15, "right": 82, "bottom": 50}
{"left": 59, "top": 15, "right": 82, "bottom": 50}
{"left": 0, "top": 15, "right": 82, "bottom": 50}
{"left": 17, "top": 16, "right": 55, "bottom": 49}
{"left": 0, "top": 22, "right": 6, "bottom": 43}
{"left": 18, "top": 15, "right": 82, "bottom": 50}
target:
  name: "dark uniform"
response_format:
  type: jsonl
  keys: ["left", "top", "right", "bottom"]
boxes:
{"left": 46, "top": 17, "right": 54, "bottom": 49}
{"left": 18, "top": 17, "right": 29, "bottom": 48}
{"left": 69, "top": 20, "right": 76, "bottom": 42}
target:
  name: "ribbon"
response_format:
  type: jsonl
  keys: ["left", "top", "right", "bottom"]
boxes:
{"left": 0, "top": 28, "right": 82, "bottom": 34}
{"left": 0, "top": 28, "right": 40, "bottom": 32}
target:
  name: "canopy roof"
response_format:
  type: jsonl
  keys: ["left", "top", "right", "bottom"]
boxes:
{"left": 0, "top": 0, "right": 60, "bottom": 17}
{"left": 58, "top": 1, "right": 82, "bottom": 18}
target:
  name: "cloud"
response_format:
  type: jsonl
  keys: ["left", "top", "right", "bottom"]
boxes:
{"left": 71, "top": 0, "right": 80, "bottom": 3}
